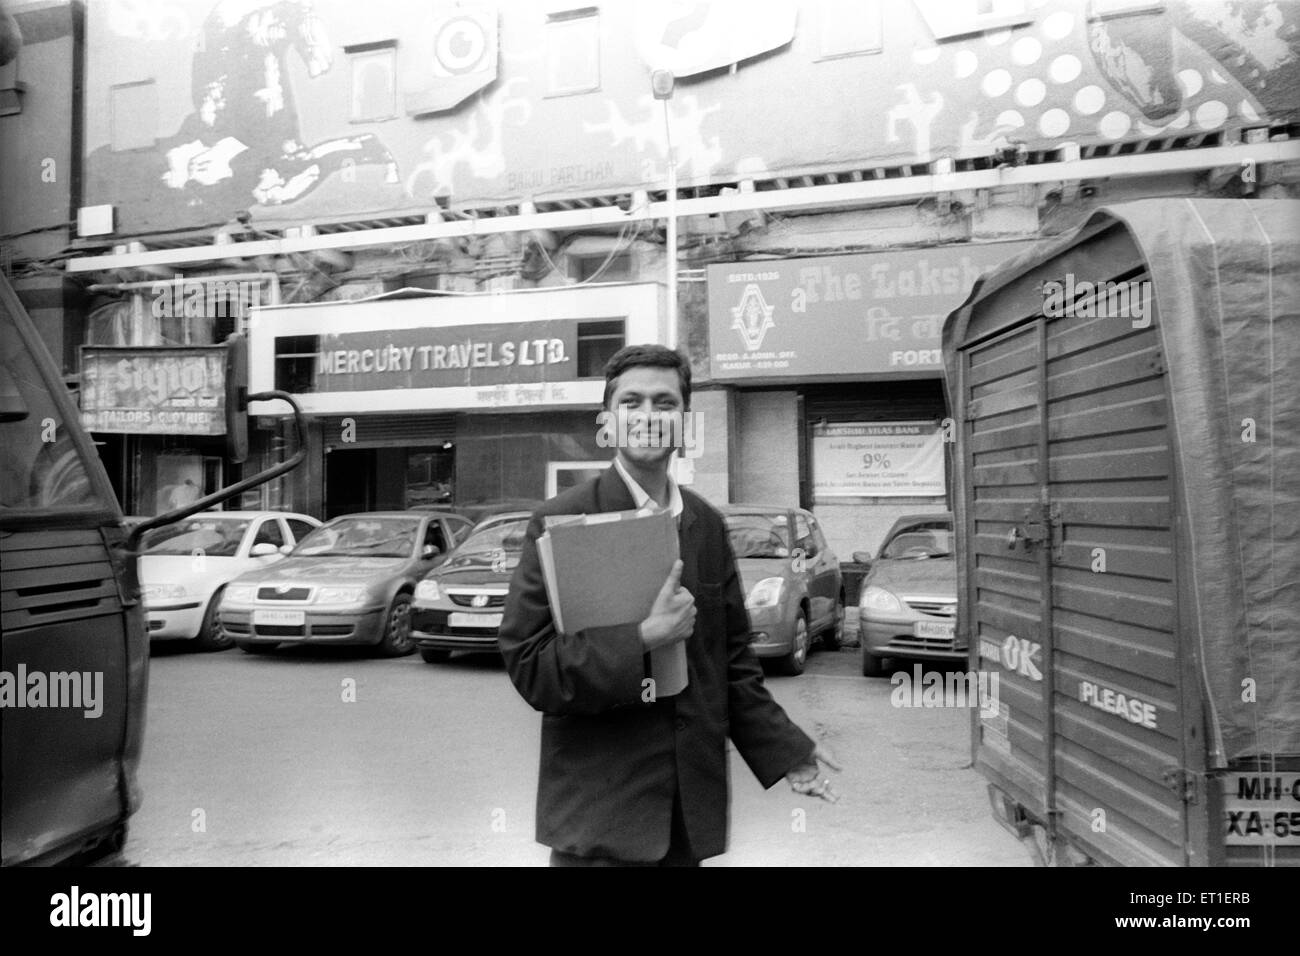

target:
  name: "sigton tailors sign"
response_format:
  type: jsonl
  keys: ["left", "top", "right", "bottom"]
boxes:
{"left": 706, "top": 241, "right": 1035, "bottom": 381}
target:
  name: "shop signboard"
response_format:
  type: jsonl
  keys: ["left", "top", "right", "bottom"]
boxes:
{"left": 706, "top": 241, "right": 1035, "bottom": 381}
{"left": 308, "top": 318, "right": 580, "bottom": 392}
{"left": 80, "top": 346, "right": 227, "bottom": 435}
{"left": 812, "top": 421, "right": 944, "bottom": 498}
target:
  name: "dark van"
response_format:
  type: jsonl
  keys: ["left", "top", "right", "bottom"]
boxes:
{"left": 0, "top": 274, "right": 147, "bottom": 865}
{"left": 1, "top": 273, "right": 305, "bottom": 865}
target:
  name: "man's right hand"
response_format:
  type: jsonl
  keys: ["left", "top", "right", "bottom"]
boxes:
{"left": 639, "top": 559, "right": 696, "bottom": 652}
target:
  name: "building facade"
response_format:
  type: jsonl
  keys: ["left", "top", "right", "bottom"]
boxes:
{"left": 4, "top": 0, "right": 1295, "bottom": 557}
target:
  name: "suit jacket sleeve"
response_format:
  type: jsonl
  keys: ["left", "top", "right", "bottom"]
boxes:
{"left": 717, "top": 515, "right": 816, "bottom": 787}
{"left": 498, "top": 513, "right": 647, "bottom": 715}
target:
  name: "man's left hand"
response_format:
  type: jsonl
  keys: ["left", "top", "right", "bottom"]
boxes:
{"left": 786, "top": 742, "right": 842, "bottom": 803}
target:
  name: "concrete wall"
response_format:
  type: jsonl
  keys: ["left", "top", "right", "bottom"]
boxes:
{"left": 733, "top": 390, "right": 799, "bottom": 507}
{"left": 682, "top": 386, "right": 731, "bottom": 508}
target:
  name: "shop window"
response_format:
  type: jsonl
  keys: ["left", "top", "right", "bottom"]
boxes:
{"left": 574, "top": 252, "right": 632, "bottom": 282}
{"left": 545, "top": 8, "right": 600, "bottom": 96}
{"left": 275, "top": 335, "right": 320, "bottom": 394}
{"left": 576, "top": 319, "right": 624, "bottom": 378}
{"left": 347, "top": 41, "right": 397, "bottom": 122}
{"left": 547, "top": 460, "right": 610, "bottom": 498}
{"left": 406, "top": 448, "right": 454, "bottom": 508}
{"left": 817, "top": 0, "right": 883, "bottom": 59}
{"left": 110, "top": 80, "right": 157, "bottom": 151}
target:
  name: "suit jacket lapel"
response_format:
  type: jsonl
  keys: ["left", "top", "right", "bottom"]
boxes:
{"left": 595, "top": 464, "right": 637, "bottom": 513}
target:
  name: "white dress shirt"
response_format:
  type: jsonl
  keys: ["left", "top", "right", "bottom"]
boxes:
{"left": 612, "top": 456, "right": 683, "bottom": 520}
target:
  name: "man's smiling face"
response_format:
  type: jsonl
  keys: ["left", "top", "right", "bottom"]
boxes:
{"left": 607, "top": 366, "right": 685, "bottom": 469}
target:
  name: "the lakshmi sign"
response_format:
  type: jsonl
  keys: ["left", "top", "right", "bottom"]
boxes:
{"left": 706, "top": 241, "right": 1035, "bottom": 381}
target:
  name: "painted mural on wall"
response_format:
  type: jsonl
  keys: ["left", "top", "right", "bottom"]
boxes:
{"left": 89, "top": 0, "right": 401, "bottom": 224}
{"left": 83, "top": 0, "right": 1300, "bottom": 235}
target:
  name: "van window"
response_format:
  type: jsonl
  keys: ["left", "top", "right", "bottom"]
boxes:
{"left": 0, "top": 320, "right": 104, "bottom": 512}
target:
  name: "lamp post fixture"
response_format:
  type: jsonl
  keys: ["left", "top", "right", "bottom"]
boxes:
{"left": 651, "top": 68, "right": 677, "bottom": 351}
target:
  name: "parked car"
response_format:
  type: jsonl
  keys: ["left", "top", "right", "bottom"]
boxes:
{"left": 219, "top": 511, "right": 469, "bottom": 656}
{"left": 138, "top": 511, "right": 320, "bottom": 651}
{"left": 410, "top": 511, "right": 532, "bottom": 663}
{"left": 410, "top": 498, "right": 542, "bottom": 526}
{"left": 721, "top": 504, "right": 843, "bottom": 675}
{"left": 857, "top": 513, "right": 959, "bottom": 677}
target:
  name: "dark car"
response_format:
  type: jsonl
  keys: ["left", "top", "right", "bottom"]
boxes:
{"left": 219, "top": 511, "right": 472, "bottom": 656}
{"left": 721, "top": 504, "right": 843, "bottom": 675}
{"left": 856, "top": 512, "right": 960, "bottom": 677}
{"left": 410, "top": 498, "right": 543, "bottom": 527}
{"left": 410, "top": 511, "right": 531, "bottom": 663}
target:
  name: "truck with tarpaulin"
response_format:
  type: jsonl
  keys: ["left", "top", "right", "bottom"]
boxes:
{"left": 943, "top": 198, "right": 1298, "bottom": 866}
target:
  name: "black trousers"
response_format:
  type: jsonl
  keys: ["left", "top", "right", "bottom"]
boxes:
{"left": 548, "top": 790, "right": 700, "bottom": 867}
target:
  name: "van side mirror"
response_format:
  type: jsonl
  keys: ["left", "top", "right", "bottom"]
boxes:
{"left": 224, "top": 333, "right": 248, "bottom": 464}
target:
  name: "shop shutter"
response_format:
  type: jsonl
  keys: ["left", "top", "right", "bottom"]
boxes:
{"left": 321, "top": 414, "right": 456, "bottom": 449}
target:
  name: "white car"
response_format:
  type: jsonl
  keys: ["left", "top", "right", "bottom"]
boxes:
{"left": 139, "top": 511, "right": 320, "bottom": 651}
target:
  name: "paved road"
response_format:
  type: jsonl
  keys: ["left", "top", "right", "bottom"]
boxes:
{"left": 120, "top": 635, "right": 1034, "bottom": 866}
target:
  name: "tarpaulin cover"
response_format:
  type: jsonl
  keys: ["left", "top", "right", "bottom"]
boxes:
{"left": 944, "top": 198, "right": 1300, "bottom": 766}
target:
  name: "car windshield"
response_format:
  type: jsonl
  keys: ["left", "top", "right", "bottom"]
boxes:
{"left": 881, "top": 522, "right": 954, "bottom": 559}
{"left": 725, "top": 513, "right": 790, "bottom": 559}
{"left": 141, "top": 517, "right": 251, "bottom": 557}
{"left": 293, "top": 518, "right": 418, "bottom": 558}
{"left": 457, "top": 518, "right": 530, "bottom": 557}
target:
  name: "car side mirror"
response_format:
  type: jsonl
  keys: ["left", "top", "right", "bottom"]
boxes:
{"left": 279, "top": 543, "right": 293, "bottom": 554}
{"left": 422, "top": 544, "right": 442, "bottom": 559}
{"left": 852, "top": 550, "right": 873, "bottom": 566}
{"left": 251, "top": 542, "right": 280, "bottom": 557}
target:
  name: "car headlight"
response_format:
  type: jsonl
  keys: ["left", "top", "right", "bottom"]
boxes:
{"left": 745, "top": 577, "right": 785, "bottom": 609}
{"left": 317, "top": 586, "right": 366, "bottom": 604}
{"left": 861, "top": 585, "right": 903, "bottom": 614}
{"left": 414, "top": 579, "right": 442, "bottom": 603}
{"left": 224, "top": 585, "right": 255, "bottom": 604}
{"left": 143, "top": 583, "right": 187, "bottom": 600}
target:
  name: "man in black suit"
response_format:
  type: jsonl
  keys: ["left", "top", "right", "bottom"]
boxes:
{"left": 499, "top": 344, "right": 839, "bottom": 866}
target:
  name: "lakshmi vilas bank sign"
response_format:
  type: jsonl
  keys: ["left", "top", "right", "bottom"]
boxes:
{"left": 705, "top": 241, "right": 1035, "bottom": 381}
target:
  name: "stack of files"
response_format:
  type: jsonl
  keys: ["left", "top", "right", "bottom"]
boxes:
{"left": 537, "top": 508, "right": 689, "bottom": 697}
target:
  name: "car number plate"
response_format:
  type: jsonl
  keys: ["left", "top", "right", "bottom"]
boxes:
{"left": 449, "top": 612, "right": 502, "bottom": 629}
{"left": 253, "top": 609, "right": 305, "bottom": 626}
{"left": 914, "top": 620, "right": 955, "bottom": 639}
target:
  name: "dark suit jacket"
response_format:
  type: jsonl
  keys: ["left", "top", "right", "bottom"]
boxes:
{"left": 498, "top": 466, "right": 815, "bottom": 862}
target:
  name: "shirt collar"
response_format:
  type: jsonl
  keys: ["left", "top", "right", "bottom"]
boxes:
{"left": 612, "top": 456, "right": 683, "bottom": 519}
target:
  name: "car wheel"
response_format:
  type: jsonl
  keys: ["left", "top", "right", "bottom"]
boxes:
{"left": 778, "top": 610, "right": 809, "bottom": 676}
{"left": 821, "top": 592, "right": 844, "bottom": 651}
{"left": 376, "top": 594, "right": 415, "bottom": 657}
{"left": 861, "top": 646, "right": 886, "bottom": 677}
{"left": 193, "top": 590, "right": 235, "bottom": 652}
{"left": 237, "top": 641, "right": 278, "bottom": 654}
{"left": 420, "top": 647, "right": 452, "bottom": 664}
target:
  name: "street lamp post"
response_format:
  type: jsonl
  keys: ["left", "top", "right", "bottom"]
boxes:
{"left": 652, "top": 69, "right": 677, "bottom": 351}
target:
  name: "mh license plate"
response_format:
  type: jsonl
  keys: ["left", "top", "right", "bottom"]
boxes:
{"left": 914, "top": 620, "right": 955, "bottom": 640}
{"left": 253, "top": 609, "right": 305, "bottom": 626}
{"left": 449, "top": 612, "right": 502, "bottom": 629}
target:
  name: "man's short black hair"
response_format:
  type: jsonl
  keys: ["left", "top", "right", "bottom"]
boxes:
{"left": 602, "top": 344, "right": 692, "bottom": 410}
